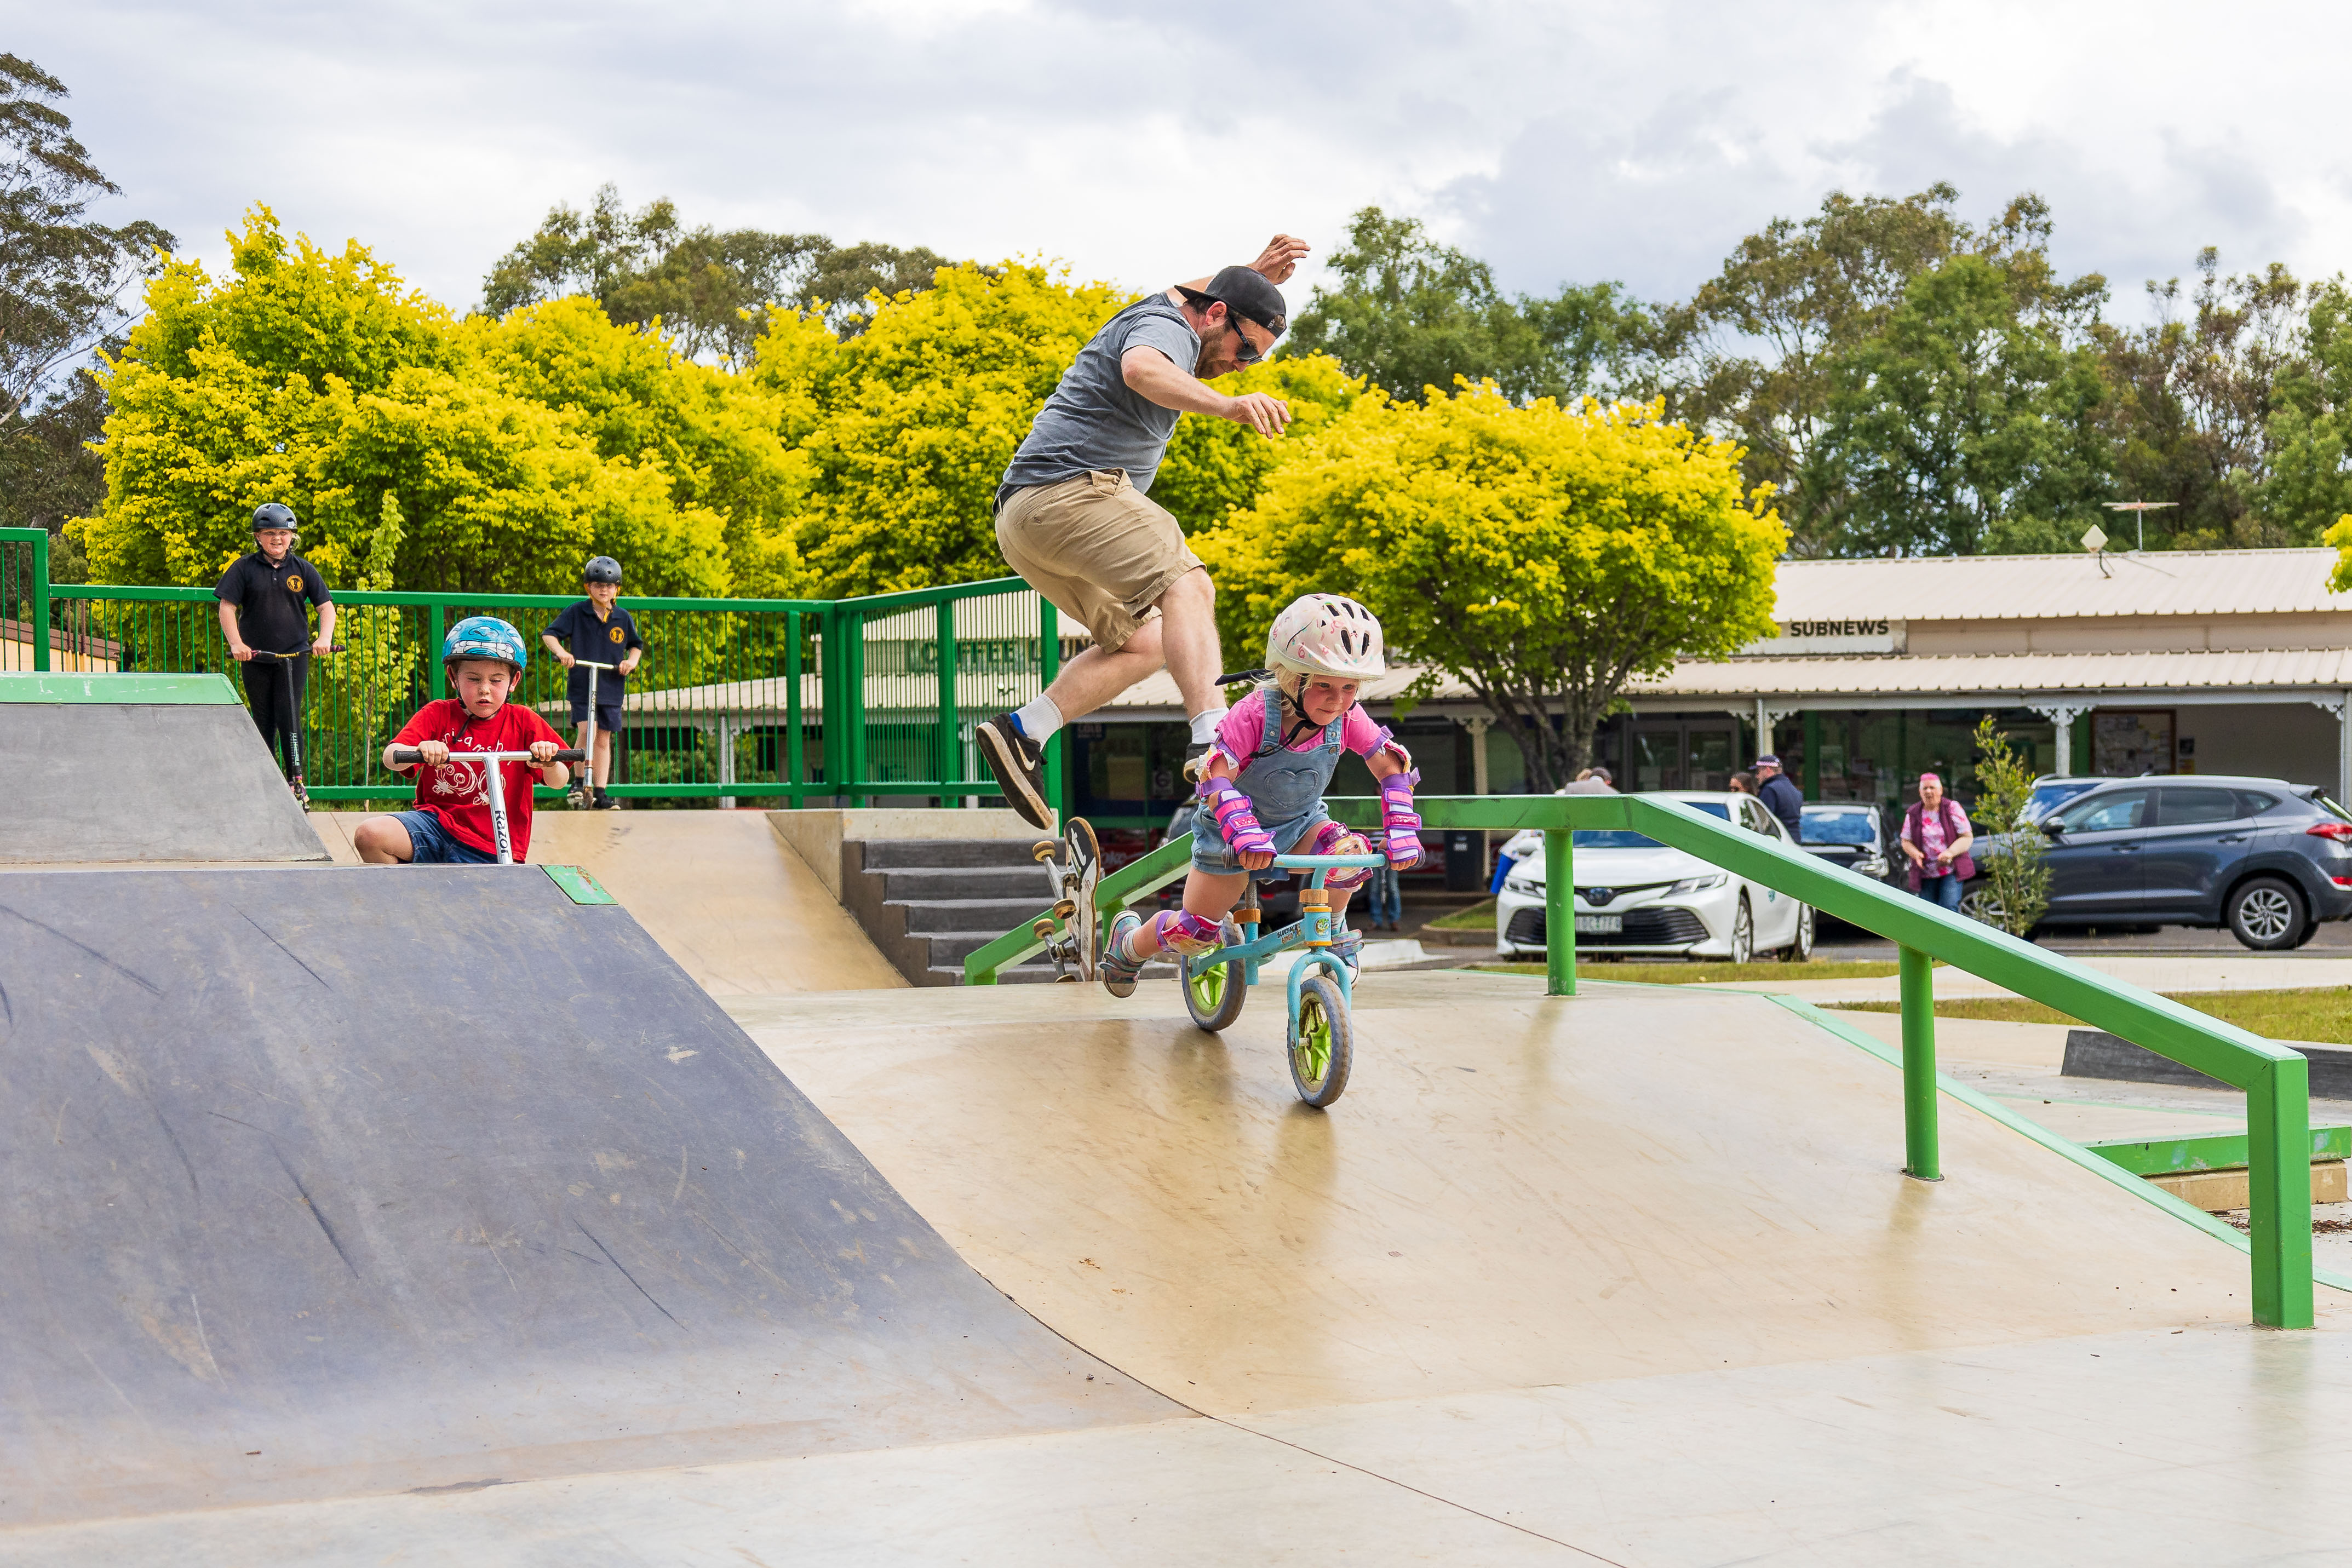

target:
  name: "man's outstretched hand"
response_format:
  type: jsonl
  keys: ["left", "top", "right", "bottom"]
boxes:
{"left": 1250, "top": 234, "right": 1310, "bottom": 285}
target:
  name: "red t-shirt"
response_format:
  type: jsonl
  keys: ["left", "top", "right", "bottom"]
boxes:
{"left": 391, "top": 699, "right": 567, "bottom": 861}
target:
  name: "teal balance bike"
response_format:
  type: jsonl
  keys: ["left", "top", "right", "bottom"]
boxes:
{"left": 1180, "top": 851, "right": 1386, "bottom": 1108}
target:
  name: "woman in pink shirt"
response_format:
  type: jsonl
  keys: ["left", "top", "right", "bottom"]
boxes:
{"left": 1900, "top": 772, "right": 1976, "bottom": 912}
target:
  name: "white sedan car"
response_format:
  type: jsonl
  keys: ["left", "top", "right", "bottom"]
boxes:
{"left": 1494, "top": 791, "right": 1814, "bottom": 963}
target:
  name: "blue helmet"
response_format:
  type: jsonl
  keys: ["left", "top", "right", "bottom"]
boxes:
{"left": 442, "top": 615, "right": 528, "bottom": 674}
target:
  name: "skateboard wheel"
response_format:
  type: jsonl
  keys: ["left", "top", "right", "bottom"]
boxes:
{"left": 1031, "top": 918, "right": 1055, "bottom": 941}
{"left": 1052, "top": 898, "right": 1076, "bottom": 921}
{"left": 1032, "top": 840, "right": 1060, "bottom": 862}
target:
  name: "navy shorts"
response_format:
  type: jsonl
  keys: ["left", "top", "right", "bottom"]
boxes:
{"left": 569, "top": 700, "right": 622, "bottom": 731}
{"left": 388, "top": 808, "right": 496, "bottom": 865}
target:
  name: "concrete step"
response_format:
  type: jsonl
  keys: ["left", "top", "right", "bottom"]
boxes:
{"left": 862, "top": 837, "right": 1049, "bottom": 871}
{"left": 888, "top": 897, "right": 1057, "bottom": 933}
{"left": 880, "top": 865, "right": 1054, "bottom": 903}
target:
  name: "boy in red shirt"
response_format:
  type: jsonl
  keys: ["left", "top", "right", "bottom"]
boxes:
{"left": 353, "top": 616, "right": 571, "bottom": 864}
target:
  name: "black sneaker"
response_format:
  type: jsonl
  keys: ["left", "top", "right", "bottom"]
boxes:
{"left": 590, "top": 791, "right": 621, "bottom": 811}
{"left": 976, "top": 712, "right": 1052, "bottom": 828}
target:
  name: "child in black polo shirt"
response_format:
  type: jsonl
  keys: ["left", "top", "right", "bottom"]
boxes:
{"left": 215, "top": 501, "right": 336, "bottom": 805}
{"left": 540, "top": 555, "right": 644, "bottom": 810}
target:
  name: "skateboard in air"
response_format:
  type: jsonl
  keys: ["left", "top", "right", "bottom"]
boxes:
{"left": 1030, "top": 816, "right": 1100, "bottom": 982}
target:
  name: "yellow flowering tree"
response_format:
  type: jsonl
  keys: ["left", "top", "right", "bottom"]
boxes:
{"left": 1196, "top": 386, "right": 1785, "bottom": 789}
{"left": 758, "top": 261, "right": 1135, "bottom": 596}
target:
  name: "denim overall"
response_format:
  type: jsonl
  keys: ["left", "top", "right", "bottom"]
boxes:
{"left": 1191, "top": 686, "right": 1345, "bottom": 878}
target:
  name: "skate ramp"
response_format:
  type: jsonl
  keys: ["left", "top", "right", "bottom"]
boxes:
{"left": 730, "top": 972, "right": 2322, "bottom": 1413}
{"left": 1, "top": 676, "right": 325, "bottom": 864}
{"left": 0, "top": 866, "right": 1172, "bottom": 1527}
{"left": 310, "top": 810, "right": 905, "bottom": 993}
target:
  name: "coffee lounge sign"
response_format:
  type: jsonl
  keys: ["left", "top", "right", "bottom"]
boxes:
{"left": 1736, "top": 617, "right": 1907, "bottom": 657}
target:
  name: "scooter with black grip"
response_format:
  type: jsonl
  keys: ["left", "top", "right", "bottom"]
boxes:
{"left": 389, "top": 746, "right": 587, "bottom": 864}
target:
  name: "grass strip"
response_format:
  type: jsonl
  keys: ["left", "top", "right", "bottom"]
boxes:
{"left": 1827, "top": 986, "right": 2352, "bottom": 1044}
{"left": 1471, "top": 958, "right": 1906, "bottom": 985}
{"left": 1424, "top": 898, "right": 1499, "bottom": 931}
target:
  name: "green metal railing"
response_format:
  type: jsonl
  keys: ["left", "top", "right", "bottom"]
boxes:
{"left": 30, "top": 569, "right": 1066, "bottom": 808}
{"left": 1, "top": 528, "right": 52, "bottom": 672}
{"left": 967, "top": 791, "right": 2319, "bottom": 1331}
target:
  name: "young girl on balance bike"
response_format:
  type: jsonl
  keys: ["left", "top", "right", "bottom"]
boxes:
{"left": 1101, "top": 593, "right": 1423, "bottom": 985}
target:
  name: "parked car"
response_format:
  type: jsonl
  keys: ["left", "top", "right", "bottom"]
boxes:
{"left": 1495, "top": 791, "right": 1813, "bottom": 963}
{"left": 2021, "top": 774, "right": 2116, "bottom": 824}
{"left": 1970, "top": 774, "right": 2352, "bottom": 950}
{"left": 1797, "top": 802, "right": 1894, "bottom": 883}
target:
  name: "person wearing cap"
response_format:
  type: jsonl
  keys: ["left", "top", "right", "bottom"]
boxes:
{"left": 1753, "top": 753, "right": 1804, "bottom": 839}
{"left": 215, "top": 501, "right": 336, "bottom": 805}
{"left": 975, "top": 234, "right": 1310, "bottom": 829}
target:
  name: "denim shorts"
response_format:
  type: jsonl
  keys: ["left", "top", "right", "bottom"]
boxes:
{"left": 568, "top": 699, "right": 622, "bottom": 731}
{"left": 389, "top": 808, "right": 497, "bottom": 865}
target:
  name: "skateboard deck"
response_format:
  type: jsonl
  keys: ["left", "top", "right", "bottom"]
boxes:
{"left": 1032, "top": 817, "right": 1101, "bottom": 982}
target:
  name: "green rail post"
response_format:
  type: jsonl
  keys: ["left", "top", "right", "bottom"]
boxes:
{"left": 785, "top": 607, "right": 805, "bottom": 807}
{"left": 2247, "top": 1054, "right": 2316, "bottom": 1329}
{"left": 844, "top": 607, "right": 868, "bottom": 808}
{"left": 936, "top": 598, "right": 960, "bottom": 807}
{"left": 1039, "top": 599, "right": 1063, "bottom": 822}
{"left": 1543, "top": 826, "right": 1575, "bottom": 996}
{"left": 427, "top": 602, "right": 445, "bottom": 700}
{"left": 29, "top": 528, "right": 48, "bottom": 672}
{"left": 1899, "top": 944, "right": 1940, "bottom": 1181}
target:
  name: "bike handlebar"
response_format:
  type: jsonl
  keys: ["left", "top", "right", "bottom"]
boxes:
{"left": 1270, "top": 853, "right": 1387, "bottom": 869}
{"left": 389, "top": 747, "right": 587, "bottom": 765}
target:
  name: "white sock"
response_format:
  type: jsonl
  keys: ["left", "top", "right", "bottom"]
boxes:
{"left": 1013, "top": 694, "right": 1063, "bottom": 745}
{"left": 1188, "top": 707, "right": 1225, "bottom": 746}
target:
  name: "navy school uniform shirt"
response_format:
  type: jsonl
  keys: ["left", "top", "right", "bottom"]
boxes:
{"left": 214, "top": 550, "right": 332, "bottom": 657}
{"left": 544, "top": 600, "right": 645, "bottom": 702}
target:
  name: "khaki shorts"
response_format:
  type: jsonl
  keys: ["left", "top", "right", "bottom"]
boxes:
{"left": 996, "top": 470, "right": 1201, "bottom": 652}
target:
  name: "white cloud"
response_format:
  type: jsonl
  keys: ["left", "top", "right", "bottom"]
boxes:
{"left": 15, "top": 0, "right": 2351, "bottom": 328}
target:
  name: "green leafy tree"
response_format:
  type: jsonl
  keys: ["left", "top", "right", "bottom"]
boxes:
{"left": 1196, "top": 386, "right": 1783, "bottom": 789}
{"left": 1811, "top": 252, "right": 2112, "bottom": 556}
{"left": 2257, "top": 277, "right": 2352, "bottom": 547}
{"left": 1966, "top": 715, "right": 2050, "bottom": 936}
{"left": 2099, "top": 250, "right": 2310, "bottom": 549}
{"left": 483, "top": 183, "right": 951, "bottom": 361}
{"left": 0, "top": 54, "right": 174, "bottom": 421}
{"left": 76, "top": 207, "right": 781, "bottom": 598}
{"left": 757, "top": 261, "right": 1137, "bottom": 596}
{"left": 1668, "top": 186, "right": 2103, "bottom": 554}
{"left": 1286, "top": 206, "right": 1653, "bottom": 407}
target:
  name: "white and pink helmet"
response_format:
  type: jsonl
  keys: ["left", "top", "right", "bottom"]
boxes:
{"left": 1264, "top": 593, "right": 1385, "bottom": 683}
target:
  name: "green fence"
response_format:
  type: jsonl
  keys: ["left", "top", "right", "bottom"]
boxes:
{"left": 28, "top": 568, "right": 1064, "bottom": 809}
{"left": 964, "top": 791, "right": 2319, "bottom": 1331}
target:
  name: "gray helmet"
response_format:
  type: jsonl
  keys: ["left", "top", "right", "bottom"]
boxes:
{"left": 251, "top": 502, "right": 298, "bottom": 533}
{"left": 583, "top": 555, "right": 622, "bottom": 585}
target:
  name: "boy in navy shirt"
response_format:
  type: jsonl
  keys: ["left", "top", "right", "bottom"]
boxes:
{"left": 541, "top": 555, "right": 644, "bottom": 810}
{"left": 214, "top": 501, "right": 336, "bottom": 805}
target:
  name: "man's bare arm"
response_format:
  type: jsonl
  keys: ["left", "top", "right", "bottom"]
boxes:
{"left": 1121, "top": 347, "right": 1291, "bottom": 436}
{"left": 1169, "top": 233, "right": 1311, "bottom": 297}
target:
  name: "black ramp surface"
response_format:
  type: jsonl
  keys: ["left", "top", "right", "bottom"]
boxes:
{"left": 0, "top": 868, "right": 1175, "bottom": 1526}
{"left": 0, "top": 704, "right": 328, "bottom": 862}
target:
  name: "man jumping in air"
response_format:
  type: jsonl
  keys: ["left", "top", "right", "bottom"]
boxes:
{"left": 975, "top": 234, "right": 1309, "bottom": 829}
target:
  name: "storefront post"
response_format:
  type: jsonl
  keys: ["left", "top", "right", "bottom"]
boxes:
{"left": 2339, "top": 689, "right": 2352, "bottom": 809}
{"left": 2030, "top": 703, "right": 2090, "bottom": 779}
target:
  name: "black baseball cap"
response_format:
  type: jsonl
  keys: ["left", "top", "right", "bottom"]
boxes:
{"left": 1176, "top": 266, "right": 1288, "bottom": 335}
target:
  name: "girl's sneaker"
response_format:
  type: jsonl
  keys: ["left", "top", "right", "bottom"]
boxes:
{"left": 1100, "top": 910, "right": 1146, "bottom": 998}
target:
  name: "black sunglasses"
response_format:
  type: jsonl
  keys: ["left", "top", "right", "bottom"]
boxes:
{"left": 1226, "top": 314, "right": 1270, "bottom": 366}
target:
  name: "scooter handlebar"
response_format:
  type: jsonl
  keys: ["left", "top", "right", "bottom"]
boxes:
{"left": 389, "top": 747, "right": 587, "bottom": 765}
{"left": 249, "top": 645, "right": 346, "bottom": 659}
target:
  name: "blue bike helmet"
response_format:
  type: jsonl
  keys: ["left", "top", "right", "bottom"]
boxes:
{"left": 442, "top": 614, "right": 528, "bottom": 674}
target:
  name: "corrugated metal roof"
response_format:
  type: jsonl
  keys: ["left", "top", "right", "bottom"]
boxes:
{"left": 1772, "top": 548, "right": 2352, "bottom": 621}
{"left": 1637, "top": 646, "right": 2352, "bottom": 697}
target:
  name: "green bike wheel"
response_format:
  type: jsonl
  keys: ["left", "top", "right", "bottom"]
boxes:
{"left": 1183, "top": 917, "right": 1247, "bottom": 1032}
{"left": 1288, "top": 971, "right": 1354, "bottom": 1108}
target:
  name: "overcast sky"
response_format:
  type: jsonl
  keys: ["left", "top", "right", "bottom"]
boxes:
{"left": 21, "top": 0, "right": 2345, "bottom": 324}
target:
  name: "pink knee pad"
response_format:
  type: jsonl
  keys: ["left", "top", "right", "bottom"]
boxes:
{"left": 1151, "top": 909, "right": 1224, "bottom": 957}
{"left": 1304, "top": 821, "right": 1374, "bottom": 890}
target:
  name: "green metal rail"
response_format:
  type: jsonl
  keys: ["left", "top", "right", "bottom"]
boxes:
{"left": 974, "top": 791, "right": 2319, "bottom": 1331}
{"left": 25, "top": 572, "right": 1066, "bottom": 810}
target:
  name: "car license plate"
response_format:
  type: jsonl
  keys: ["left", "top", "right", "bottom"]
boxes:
{"left": 1574, "top": 915, "right": 1622, "bottom": 934}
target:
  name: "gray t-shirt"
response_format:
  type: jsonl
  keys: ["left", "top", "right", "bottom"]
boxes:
{"left": 999, "top": 295, "right": 1201, "bottom": 504}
